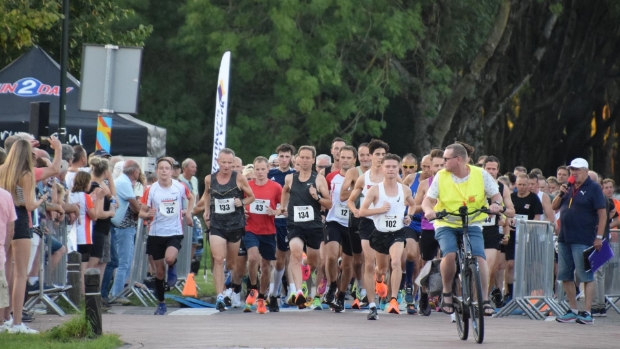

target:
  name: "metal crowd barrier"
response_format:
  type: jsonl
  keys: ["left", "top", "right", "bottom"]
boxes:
{"left": 172, "top": 222, "right": 194, "bottom": 292}
{"left": 604, "top": 230, "right": 620, "bottom": 313}
{"left": 496, "top": 220, "right": 565, "bottom": 319}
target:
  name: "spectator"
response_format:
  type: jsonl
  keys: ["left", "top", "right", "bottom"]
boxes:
{"left": 0, "top": 187, "right": 16, "bottom": 331}
{"left": 61, "top": 144, "right": 74, "bottom": 162}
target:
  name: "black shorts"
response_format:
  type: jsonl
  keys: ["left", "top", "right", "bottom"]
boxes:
{"left": 504, "top": 232, "right": 516, "bottom": 261}
{"left": 77, "top": 244, "right": 92, "bottom": 262}
{"left": 276, "top": 224, "right": 289, "bottom": 252}
{"left": 348, "top": 214, "right": 360, "bottom": 235}
{"left": 369, "top": 229, "right": 406, "bottom": 255}
{"left": 147, "top": 235, "right": 183, "bottom": 260}
{"left": 210, "top": 227, "right": 244, "bottom": 243}
{"left": 483, "top": 226, "right": 503, "bottom": 250}
{"left": 404, "top": 227, "right": 420, "bottom": 242}
{"left": 324, "top": 221, "right": 359, "bottom": 256}
{"left": 287, "top": 226, "right": 322, "bottom": 250}
{"left": 358, "top": 218, "right": 375, "bottom": 240}
{"left": 419, "top": 229, "right": 440, "bottom": 261}
{"left": 89, "top": 231, "right": 106, "bottom": 259}
{"left": 238, "top": 238, "right": 247, "bottom": 257}
{"left": 13, "top": 206, "right": 31, "bottom": 240}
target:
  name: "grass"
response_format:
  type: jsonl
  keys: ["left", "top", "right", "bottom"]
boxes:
{"left": 0, "top": 309, "right": 122, "bottom": 349}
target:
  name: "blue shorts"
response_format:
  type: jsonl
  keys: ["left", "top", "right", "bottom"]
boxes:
{"left": 45, "top": 235, "right": 63, "bottom": 254}
{"left": 243, "top": 232, "right": 277, "bottom": 261}
{"left": 435, "top": 225, "right": 485, "bottom": 259}
{"left": 557, "top": 242, "right": 594, "bottom": 283}
{"left": 276, "top": 225, "right": 289, "bottom": 252}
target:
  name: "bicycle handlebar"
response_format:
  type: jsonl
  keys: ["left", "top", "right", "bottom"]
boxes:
{"left": 430, "top": 206, "right": 504, "bottom": 221}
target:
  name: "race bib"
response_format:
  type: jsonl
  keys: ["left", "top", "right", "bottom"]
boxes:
{"left": 214, "top": 198, "right": 235, "bottom": 214}
{"left": 335, "top": 203, "right": 349, "bottom": 219}
{"left": 481, "top": 215, "right": 496, "bottom": 227}
{"left": 379, "top": 214, "right": 403, "bottom": 232}
{"left": 159, "top": 200, "right": 179, "bottom": 217}
{"left": 250, "top": 199, "right": 270, "bottom": 215}
{"left": 294, "top": 205, "right": 314, "bottom": 222}
{"left": 275, "top": 203, "right": 286, "bottom": 219}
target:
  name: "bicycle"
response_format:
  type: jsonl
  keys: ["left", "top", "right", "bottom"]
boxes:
{"left": 433, "top": 205, "right": 499, "bottom": 344}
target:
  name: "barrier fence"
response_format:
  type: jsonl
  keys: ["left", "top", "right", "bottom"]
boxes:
{"left": 604, "top": 230, "right": 620, "bottom": 313}
{"left": 496, "top": 219, "right": 565, "bottom": 319}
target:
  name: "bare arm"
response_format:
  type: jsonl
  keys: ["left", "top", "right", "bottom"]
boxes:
{"left": 347, "top": 175, "right": 364, "bottom": 217}
{"left": 413, "top": 179, "right": 428, "bottom": 214}
{"left": 502, "top": 185, "right": 515, "bottom": 218}
{"left": 359, "top": 186, "right": 387, "bottom": 217}
{"left": 541, "top": 193, "right": 555, "bottom": 223}
{"left": 422, "top": 196, "right": 438, "bottom": 220}
{"left": 38, "top": 136, "right": 62, "bottom": 181}
{"left": 20, "top": 173, "right": 46, "bottom": 211}
{"left": 339, "top": 168, "right": 358, "bottom": 202}
{"left": 237, "top": 175, "right": 255, "bottom": 205}
{"left": 403, "top": 173, "right": 415, "bottom": 186}
{"left": 314, "top": 174, "right": 332, "bottom": 210}
{"left": 202, "top": 175, "right": 211, "bottom": 221}
{"left": 278, "top": 174, "right": 292, "bottom": 216}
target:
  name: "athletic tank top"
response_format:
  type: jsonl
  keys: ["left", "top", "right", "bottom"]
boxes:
{"left": 361, "top": 170, "right": 380, "bottom": 198}
{"left": 421, "top": 176, "right": 435, "bottom": 230}
{"left": 209, "top": 171, "right": 245, "bottom": 231}
{"left": 407, "top": 173, "right": 423, "bottom": 232}
{"left": 287, "top": 172, "right": 322, "bottom": 229}
{"left": 326, "top": 173, "right": 348, "bottom": 226}
{"left": 482, "top": 181, "right": 504, "bottom": 234}
{"left": 372, "top": 182, "right": 406, "bottom": 233}
{"left": 89, "top": 182, "right": 111, "bottom": 235}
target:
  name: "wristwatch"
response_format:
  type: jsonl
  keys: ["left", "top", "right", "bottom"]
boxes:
{"left": 493, "top": 201, "right": 502, "bottom": 206}
{"left": 596, "top": 235, "right": 603, "bottom": 239}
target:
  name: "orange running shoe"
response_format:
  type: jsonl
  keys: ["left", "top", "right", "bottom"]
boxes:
{"left": 256, "top": 298, "right": 267, "bottom": 314}
{"left": 387, "top": 298, "right": 400, "bottom": 314}
{"left": 246, "top": 289, "right": 258, "bottom": 306}
{"left": 375, "top": 275, "right": 388, "bottom": 298}
{"left": 351, "top": 298, "right": 361, "bottom": 310}
{"left": 301, "top": 253, "right": 311, "bottom": 281}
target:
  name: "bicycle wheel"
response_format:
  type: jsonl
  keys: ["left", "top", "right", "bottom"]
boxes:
{"left": 468, "top": 261, "right": 484, "bottom": 344}
{"left": 453, "top": 276, "right": 469, "bottom": 340}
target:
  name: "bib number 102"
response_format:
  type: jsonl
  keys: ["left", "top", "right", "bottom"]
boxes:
{"left": 385, "top": 220, "right": 397, "bottom": 228}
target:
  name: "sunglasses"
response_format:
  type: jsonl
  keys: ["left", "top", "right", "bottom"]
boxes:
{"left": 402, "top": 165, "right": 417, "bottom": 169}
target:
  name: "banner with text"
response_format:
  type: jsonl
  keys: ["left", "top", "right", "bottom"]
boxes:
{"left": 211, "top": 52, "right": 231, "bottom": 173}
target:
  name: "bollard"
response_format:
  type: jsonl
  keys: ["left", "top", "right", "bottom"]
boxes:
{"left": 84, "top": 268, "right": 102, "bottom": 336}
{"left": 67, "top": 252, "right": 82, "bottom": 307}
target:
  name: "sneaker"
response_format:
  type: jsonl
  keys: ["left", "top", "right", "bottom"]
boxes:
{"left": 20, "top": 312, "right": 34, "bottom": 323}
{"left": 310, "top": 296, "right": 323, "bottom": 310}
{"left": 351, "top": 299, "right": 361, "bottom": 310}
{"left": 405, "top": 286, "right": 414, "bottom": 304}
{"left": 243, "top": 304, "right": 252, "bottom": 313}
{"left": 334, "top": 298, "right": 345, "bottom": 313}
{"left": 379, "top": 298, "right": 388, "bottom": 311}
{"left": 556, "top": 310, "right": 578, "bottom": 323}
{"left": 591, "top": 308, "right": 600, "bottom": 317}
{"left": 375, "top": 275, "right": 388, "bottom": 298}
{"left": 397, "top": 290, "right": 404, "bottom": 305}
{"left": 451, "top": 313, "right": 456, "bottom": 323}
{"left": 367, "top": 306, "right": 379, "bottom": 320}
{"left": 154, "top": 303, "right": 167, "bottom": 315}
{"left": 246, "top": 289, "right": 258, "bottom": 306}
{"left": 360, "top": 289, "right": 368, "bottom": 305}
{"left": 491, "top": 288, "right": 503, "bottom": 308}
{"left": 317, "top": 277, "right": 327, "bottom": 295}
{"left": 166, "top": 264, "right": 177, "bottom": 288}
{"left": 301, "top": 253, "right": 311, "bottom": 281}
{"left": 295, "top": 292, "right": 307, "bottom": 309}
{"left": 33, "top": 303, "right": 47, "bottom": 315}
{"left": 112, "top": 296, "right": 132, "bottom": 305}
{"left": 231, "top": 292, "right": 242, "bottom": 308}
{"left": 268, "top": 296, "right": 280, "bottom": 312}
{"left": 301, "top": 282, "right": 309, "bottom": 298}
{"left": 8, "top": 323, "right": 39, "bottom": 334}
{"left": 387, "top": 299, "right": 400, "bottom": 314}
{"left": 407, "top": 304, "right": 417, "bottom": 315}
{"left": 599, "top": 307, "right": 607, "bottom": 317}
{"left": 287, "top": 293, "right": 297, "bottom": 306}
{"left": 0, "top": 316, "right": 13, "bottom": 332}
{"left": 256, "top": 298, "right": 267, "bottom": 314}
{"left": 216, "top": 295, "right": 227, "bottom": 312}
{"left": 223, "top": 288, "right": 233, "bottom": 306}
{"left": 576, "top": 311, "right": 593, "bottom": 325}
{"left": 419, "top": 292, "right": 431, "bottom": 316}
{"left": 321, "top": 289, "right": 335, "bottom": 305}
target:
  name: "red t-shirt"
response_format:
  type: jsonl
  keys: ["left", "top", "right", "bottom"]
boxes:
{"left": 245, "top": 179, "right": 282, "bottom": 235}
{"left": 325, "top": 171, "right": 339, "bottom": 192}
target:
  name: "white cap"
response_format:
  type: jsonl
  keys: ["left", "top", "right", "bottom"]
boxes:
{"left": 113, "top": 160, "right": 126, "bottom": 179}
{"left": 568, "top": 158, "right": 588, "bottom": 169}
{"left": 268, "top": 154, "right": 277, "bottom": 163}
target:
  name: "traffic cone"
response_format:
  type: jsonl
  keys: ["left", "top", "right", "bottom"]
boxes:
{"left": 182, "top": 273, "right": 198, "bottom": 297}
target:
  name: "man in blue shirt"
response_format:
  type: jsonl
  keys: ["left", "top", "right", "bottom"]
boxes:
{"left": 552, "top": 158, "right": 606, "bottom": 325}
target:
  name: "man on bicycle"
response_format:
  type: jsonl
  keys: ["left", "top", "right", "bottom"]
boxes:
{"left": 421, "top": 143, "right": 505, "bottom": 316}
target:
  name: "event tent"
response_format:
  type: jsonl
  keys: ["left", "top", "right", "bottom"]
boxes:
{"left": 0, "top": 46, "right": 165, "bottom": 157}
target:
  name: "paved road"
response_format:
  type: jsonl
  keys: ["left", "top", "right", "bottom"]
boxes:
{"left": 30, "top": 304, "right": 620, "bottom": 348}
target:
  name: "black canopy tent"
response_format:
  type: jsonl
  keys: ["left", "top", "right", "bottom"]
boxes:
{"left": 0, "top": 46, "right": 165, "bottom": 157}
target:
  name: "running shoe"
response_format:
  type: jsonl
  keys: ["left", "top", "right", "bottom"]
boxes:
{"left": 301, "top": 253, "right": 311, "bottom": 281}
{"left": 310, "top": 296, "right": 323, "bottom": 310}
{"left": 166, "top": 264, "right": 177, "bottom": 288}
{"left": 375, "top": 275, "right": 388, "bottom": 298}
{"left": 256, "top": 298, "right": 267, "bottom": 314}
{"left": 287, "top": 293, "right": 297, "bottom": 306}
{"left": 599, "top": 308, "right": 607, "bottom": 317}
{"left": 154, "top": 302, "right": 167, "bottom": 315}
{"left": 301, "top": 281, "right": 309, "bottom": 298}
{"left": 407, "top": 304, "right": 417, "bottom": 315}
{"left": 367, "top": 306, "right": 378, "bottom": 320}
{"left": 223, "top": 288, "right": 233, "bottom": 307}
{"left": 576, "top": 311, "right": 593, "bottom": 325}
{"left": 224, "top": 269, "right": 232, "bottom": 286}
{"left": 379, "top": 298, "right": 388, "bottom": 311}
{"left": 295, "top": 291, "right": 307, "bottom": 309}
{"left": 8, "top": 323, "right": 39, "bottom": 334}
{"left": 334, "top": 298, "right": 345, "bottom": 313}
{"left": 491, "top": 288, "right": 503, "bottom": 308}
{"left": 351, "top": 299, "right": 361, "bottom": 310}
{"left": 405, "top": 286, "right": 414, "bottom": 305}
{"left": 246, "top": 289, "right": 258, "bottom": 306}
{"left": 216, "top": 295, "right": 227, "bottom": 312}
{"left": 317, "top": 277, "right": 327, "bottom": 295}
{"left": 360, "top": 289, "right": 368, "bottom": 305}
{"left": 419, "top": 292, "right": 431, "bottom": 316}
{"left": 555, "top": 310, "right": 578, "bottom": 323}
{"left": 268, "top": 296, "right": 280, "bottom": 312}
{"left": 232, "top": 292, "right": 242, "bottom": 308}
{"left": 387, "top": 299, "right": 400, "bottom": 314}
{"left": 322, "top": 289, "right": 335, "bottom": 305}
{"left": 243, "top": 304, "right": 252, "bottom": 313}
{"left": 397, "top": 290, "right": 404, "bottom": 305}
{"left": 0, "top": 316, "right": 13, "bottom": 332}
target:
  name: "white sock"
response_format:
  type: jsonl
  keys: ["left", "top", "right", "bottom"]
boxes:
{"left": 29, "top": 277, "right": 38, "bottom": 285}
{"left": 272, "top": 268, "right": 285, "bottom": 297}
{"left": 310, "top": 287, "right": 316, "bottom": 298}
{"left": 369, "top": 302, "right": 376, "bottom": 309}
{"left": 269, "top": 282, "right": 275, "bottom": 296}
{"left": 289, "top": 283, "right": 297, "bottom": 295}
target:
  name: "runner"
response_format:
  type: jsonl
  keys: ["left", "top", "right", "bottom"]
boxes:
{"left": 140, "top": 157, "right": 194, "bottom": 315}
{"left": 267, "top": 143, "right": 296, "bottom": 312}
{"left": 322, "top": 145, "right": 357, "bottom": 312}
{"left": 347, "top": 139, "right": 391, "bottom": 320}
{"left": 321, "top": 137, "right": 346, "bottom": 175}
{"left": 243, "top": 157, "right": 282, "bottom": 314}
{"left": 527, "top": 173, "right": 555, "bottom": 223}
{"left": 421, "top": 143, "right": 504, "bottom": 317}
{"left": 203, "top": 148, "right": 255, "bottom": 311}
{"left": 360, "top": 154, "right": 415, "bottom": 316}
{"left": 412, "top": 149, "right": 444, "bottom": 316}
{"left": 279, "top": 145, "right": 331, "bottom": 309}
{"left": 339, "top": 142, "right": 371, "bottom": 307}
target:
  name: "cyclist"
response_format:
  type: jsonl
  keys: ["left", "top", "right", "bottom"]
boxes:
{"left": 421, "top": 143, "right": 506, "bottom": 316}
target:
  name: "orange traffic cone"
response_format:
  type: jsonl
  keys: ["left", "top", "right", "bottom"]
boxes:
{"left": 182, "top": 273, "right": 197, "bottom": 297}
